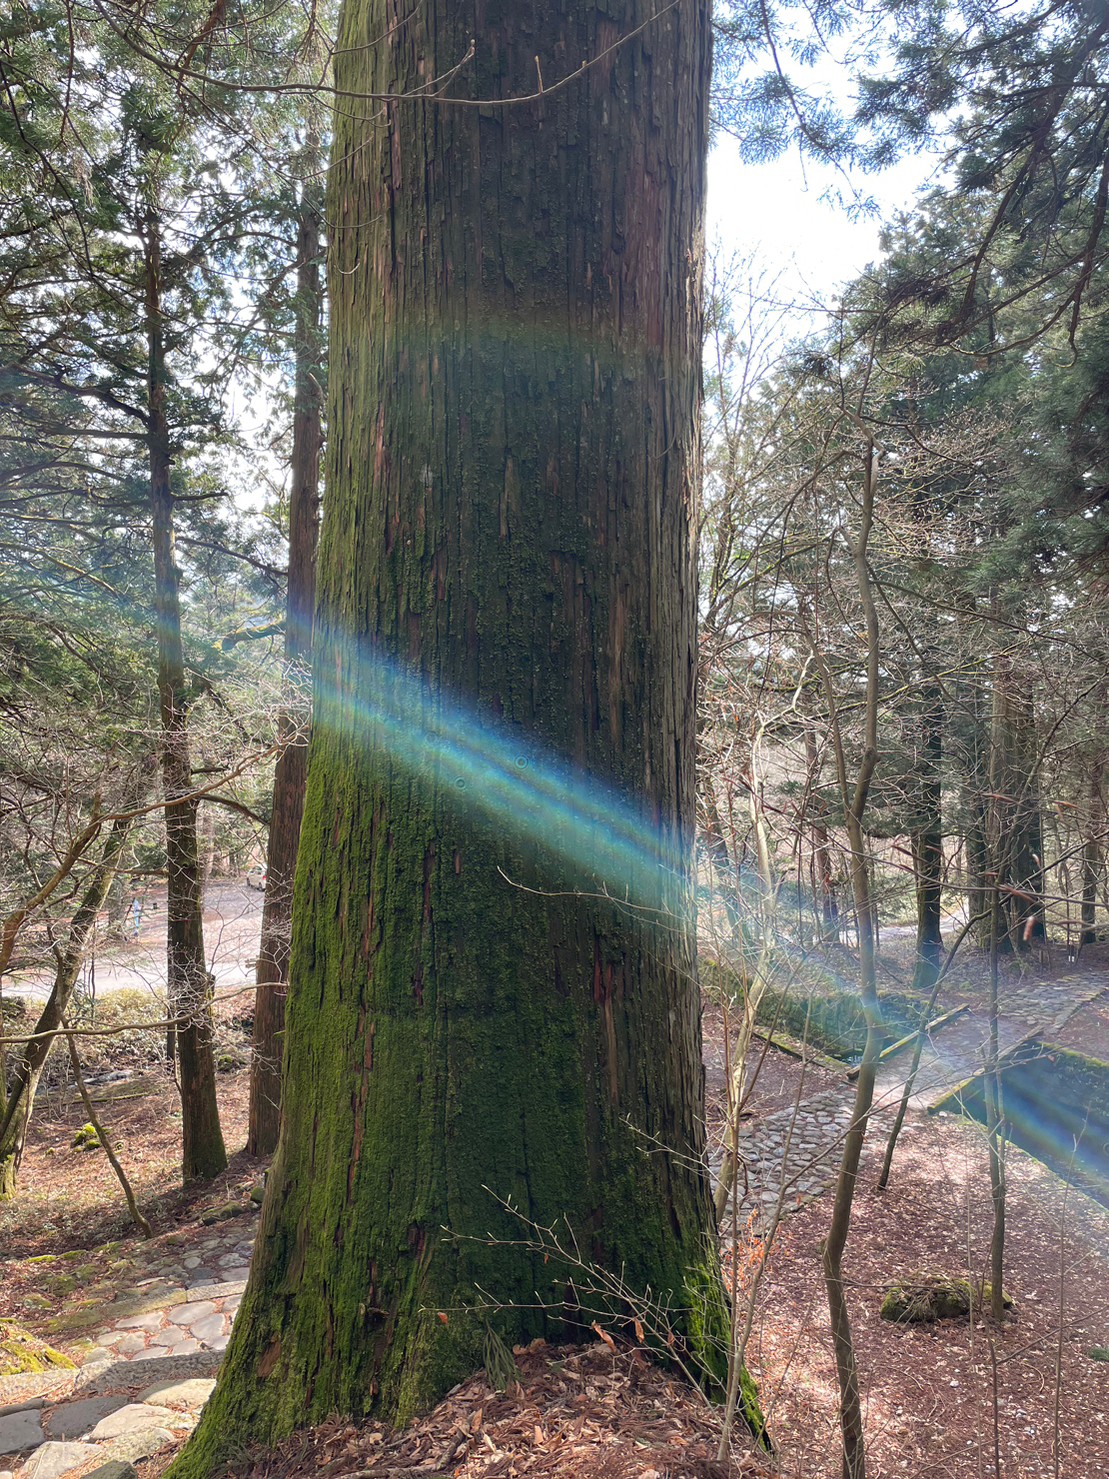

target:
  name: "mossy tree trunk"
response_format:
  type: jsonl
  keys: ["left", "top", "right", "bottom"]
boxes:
{"left": 247, "top": 169, "right": 324, "bottom": 1158}
{"left": 145, "top": 205, "right": 226, "bottom": 1184}
{"left": 173, "top": 3, "right": 736, "bottom": 1472}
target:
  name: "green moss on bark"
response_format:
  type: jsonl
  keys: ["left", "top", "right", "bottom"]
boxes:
{"left": 167, "top": 2, "right": 750, "bottom": 1474}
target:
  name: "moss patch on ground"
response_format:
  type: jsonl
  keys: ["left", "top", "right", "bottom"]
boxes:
{"left": 0, "top": 1319, "right": 77, "bottom": 1375}
{"left": 880, "top": 1275, "right": 1012, "bottom": 1324}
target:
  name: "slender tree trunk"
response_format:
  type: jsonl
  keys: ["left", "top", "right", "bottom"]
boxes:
{"left": 0, "top": 818, "right": 131, "bottom": 1197}
{"left": 962, "top": 662, "right": 994, "bottom": 948}
{"left": 911, "top": 677, "right": 944, "bottom": 990}
{"left": 169, "top": 5, "right": 744, "bottom": 1472}
{"left": 145, "top": 206, "right": 226, "bottom": 1183}
{"left": 803, "top": 710, "right": 838, "bottom": 940}
{"left": 700, "top": 788, "right": 742, "bottom": 940}
{"left": 985, "top": 892, "right": 1008, "bottom": 1321}
{"left": 1080, "top": 758, "right": 1103, "bottom": 946}
{"left": 815, "top": 433, "right": 884, "bottom": 1479}
{"left": 64, "top": 1028, "right": 152, "bottom": 1238}
{"left": 0, "top": 807, "right": 106, "bottom": 1146}
{"left": 984, "top": 647, "right": 1008, "bottom": 1321}
{"left": 247, "top": 170, "right": 324, "bottom": 1158}
{"left": 983, "top": 661, "right": 1043, "bottom": 952}
{"left": 912, "top": 830, "right": 943, "bottom": 978}
{"left": 1005, "top": 683, "right": 1045, "bottom": 947}
{"left": 0, "top": 1105, "right": 11, "bottom": 1200}
{"left": 967, "top": 818, "right": 992, "bottom": 945}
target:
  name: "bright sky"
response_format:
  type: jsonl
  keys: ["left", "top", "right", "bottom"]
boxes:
{"left": 707, "top": 132, "right": 945, "bottom": 311}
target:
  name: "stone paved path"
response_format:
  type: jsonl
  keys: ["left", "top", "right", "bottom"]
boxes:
{"left": 873, "top": 970, "right": 1109, "bottom": 1112}
{"left": 77, "top": 1223, "right": 254, "bottom": 1372}
{"left": 5, "top": 967, "right": 1105, "bottom": 1472}
{"left": 719, "top": 968, "right": 1109, "bottom": 1229}
{"left": 1, "top": 1373, "right": 220, "bottom": 1479}
{"left": 1, "top": 1208, "right": 259, "bottom": 1476}
{"left": 723, "top": 1085, "right": 857, "bottom": 1226}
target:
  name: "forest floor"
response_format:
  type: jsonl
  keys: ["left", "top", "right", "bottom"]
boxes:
{"left": 1, "top": 922, "right": 1107, "bottom": 1479}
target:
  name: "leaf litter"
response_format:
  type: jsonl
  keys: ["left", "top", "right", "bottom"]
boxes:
{"left": 203, "top": 1339, "right": 770, "bottom": 1479}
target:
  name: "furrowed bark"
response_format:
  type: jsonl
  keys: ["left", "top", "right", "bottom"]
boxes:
{"left": 247, "top": 168, "right": 324, "bottom": 1158}
{"left": 171, "top": 6, "right": 750, "bottom": 1475}
{"left": 145, "top": 204, "right": 226, "bottom": 1183}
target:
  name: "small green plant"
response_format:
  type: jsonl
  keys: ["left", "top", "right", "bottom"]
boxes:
{"left": 482, "top": 1323, "right": 521, "bottom": 1393}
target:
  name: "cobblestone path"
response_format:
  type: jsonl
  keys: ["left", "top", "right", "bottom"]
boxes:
{"left": 1, "top": 1210, "right": 259, "bottom": 1475}
{"left": 874, "top": 969, "right": 1109, "bottom": 1111}
{"left": 719, "top": 968, "right": 1109, "bottom": 1229}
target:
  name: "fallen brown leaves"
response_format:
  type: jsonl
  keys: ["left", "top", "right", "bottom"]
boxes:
{"left": 225, "top": 1341, "right": 770, "bottom": 1479}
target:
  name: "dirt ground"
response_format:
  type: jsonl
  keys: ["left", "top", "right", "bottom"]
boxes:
{"left": 1, "top": 936, "right": 1107, "bottom": 1479}
{"left": 741, "top": 1111, "right": 1109, "bottom": 1479}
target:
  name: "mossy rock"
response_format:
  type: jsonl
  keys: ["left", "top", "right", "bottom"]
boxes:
{"left": 880, "top": 1275, "right": 1012, "bottom": 1324}
{"left": 72, "top": 1123, "right": 101, "bottom": 1151}
{"left": 0, "top": 1319, "right": 77, "bottom": 1376}
{"left": 200, "top": 1201, "right": 250, "bottom": 1225}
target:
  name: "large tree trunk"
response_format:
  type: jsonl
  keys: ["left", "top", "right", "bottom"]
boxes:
{"left": 247, "top": 171, "right": 324, "bottom": 1158}
{"left": 171, "top": 3, "right": 740, "bottom": 1470}
{"left": 145, "top": 207, "right": 226, "bottom": 1183}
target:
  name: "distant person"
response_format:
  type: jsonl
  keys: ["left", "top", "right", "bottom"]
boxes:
{"left": 130, "top": 896, "right": 141, "bottom": 940}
